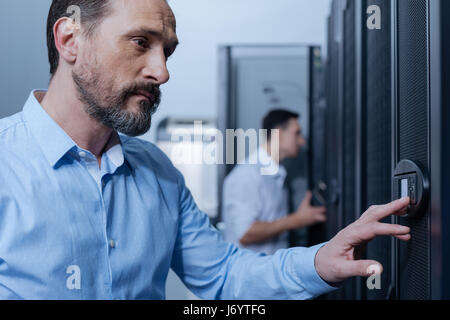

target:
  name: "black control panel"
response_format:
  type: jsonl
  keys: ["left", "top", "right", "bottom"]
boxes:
{"left": 393, "top": 160, "right": 429, "bottom": 217}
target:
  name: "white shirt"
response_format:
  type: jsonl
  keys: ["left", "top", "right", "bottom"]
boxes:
{"left": 222, "top": 148, "right": 289, "bottom": 255}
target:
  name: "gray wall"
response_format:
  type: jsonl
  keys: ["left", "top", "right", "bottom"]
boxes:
{"left": 0, "top": 0, "right": 52, "bottom": 119}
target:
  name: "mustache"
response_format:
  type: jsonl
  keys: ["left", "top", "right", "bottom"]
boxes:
{"left": 122, "top": 83, "right": 161, "bottom": 104}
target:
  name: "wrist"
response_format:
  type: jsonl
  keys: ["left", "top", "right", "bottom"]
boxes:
{"left": 314, "top": 246, "right": 343, "bottom": 288}
{"left": 288, "top": 213, "right": 304, "bottom": 230}
{"left": 278, "top": 214, "right": 296, "bottom": 232}
{"left": 314, "top": 246, "right": 331, "bottom": 283}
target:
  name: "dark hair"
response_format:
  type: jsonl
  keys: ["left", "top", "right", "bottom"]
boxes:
{"left": 46, "top": 0, "right": 113, "bottom": 76}
{"left": 262, "top": 109, "right": 300, "bottom": 140}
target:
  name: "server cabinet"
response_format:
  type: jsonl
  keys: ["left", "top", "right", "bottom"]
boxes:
{"left": 325, "top": 0, "right": 343, "bottom": 253}
{"left": 323, "top": 0, "right": 345, "bottom": 300}
{"left": 326, "top": 0, "right": 394, "bottom": 299}
{"left": 217, "top": 45, "right": 323, "bottom": 243}
{"left": 324, "top": 0, "right": 360, "bottom": 299}
{"left": 345, "top": 0, "right": 394, "bottom": 300}
{"left": 392, "top": 0, "right": 430, "bottom": 300}
{"left": 392, "top": 0, "right": 450, "bottom": 300}
{"left": 324, "top": 0, "right": 450, "bottom": 300}
{"left": 362, "top": 0, "right": 394, "bottom": 300}
{"left": 308, "top": 48, "right": 328, "bottom": 247}
{"left": 341, "top": 0, "right": 358, "bottom": 300}
{"left": 430, "top": 0, "right": 450, "bottom": 300}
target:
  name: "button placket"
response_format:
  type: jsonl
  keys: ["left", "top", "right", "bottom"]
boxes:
{"left": 87, "top": 151, "right": 113, "bottom": 286}
{"left": 98, "top": 183, "right": 113, "bottom": 286}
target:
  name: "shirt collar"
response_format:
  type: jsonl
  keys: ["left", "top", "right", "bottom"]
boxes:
{"left": 23, "top": 90, "right": 125, "bottom": 168}
{"left": 104, "top": 131, "right": 125, "bottom": 168}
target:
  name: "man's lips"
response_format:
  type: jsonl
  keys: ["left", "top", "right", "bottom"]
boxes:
{"left": 134, "top": 90, "right": 154, "bottom": 101}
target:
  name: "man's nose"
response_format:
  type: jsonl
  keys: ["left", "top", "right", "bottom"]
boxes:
{"left": 141, "top": 49, "right": 170, "bottom": 85}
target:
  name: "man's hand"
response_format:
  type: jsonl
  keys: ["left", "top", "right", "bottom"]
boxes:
{"left": 239, "top": 191, "right": 326, "bottom": 245}
{"left": 314, "top": 197, "right": 411, "bottom": 284}
{"left": 290, "top": 191, "right": 326, "bottom": 229}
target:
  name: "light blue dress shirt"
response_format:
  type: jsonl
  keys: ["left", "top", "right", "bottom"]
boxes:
{"left": 223, "top": 148, "right": 290, "bottom": 255}
{"left": 0, "top": 90, "right": 336, "bottom": 300}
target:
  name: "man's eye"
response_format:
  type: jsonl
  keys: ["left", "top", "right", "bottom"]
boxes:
{"left": 133, "top": 38, "right": 148, "bottom": 48}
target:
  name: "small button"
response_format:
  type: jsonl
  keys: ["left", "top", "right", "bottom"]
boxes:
{"left": 109, "top": 239, "right": 116, "bottom": 248}
{"left": 78, "top": 151, "right": 86, "bottom": 158}
{"left": 410, "top": 187, "right": 417, "bottom": 204}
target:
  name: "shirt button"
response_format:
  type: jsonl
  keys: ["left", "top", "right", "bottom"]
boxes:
{"left": 78, "top": 151, "right": 86, "bottom": 158}
{"left": 109, "top": 239, "right": 116, "bottom": 248}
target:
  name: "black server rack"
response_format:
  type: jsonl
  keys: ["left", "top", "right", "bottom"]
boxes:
{"left": 362, "top": 0, "right": 394, "bottom": 300}
{"left": 391, "top": 0, "right": 450, "bottom": 300}
{"left": 341, "top": 0, "right": 358, "bottom": 300}
{"left": 392, "top": 0, "right": 430, "bottom": 300}
{"left": 325, "top": 0, "right": 343, "bottom": 252}
{"left": 323, "top": 0, "right": 450, "bottom": 299}
{"left": 432, "top": 0, "right": 450, "bottom": 300}
{"left": 326, "top": 0, "right": 393, "bottom": 299}
{"left": 324, "top": 0, "right": 361, "bottom": 299}
{"left": 342, "top": 0, "right": 356, "bottom": 231}
{"left": 324, "top": 0, "right": 345, "bottom": 300}
{"left": 308, "top": 47, "right": 328, "bottom": 247}
{"left": 217, "top": 45, "right": 321, "bottom": 228}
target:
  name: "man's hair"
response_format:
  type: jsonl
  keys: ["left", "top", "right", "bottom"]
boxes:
{"left": 262, "top": 109, "right": 300, "bottom": 140}
{"left": 46, "top": 0, "right": 113, "bottom": 76}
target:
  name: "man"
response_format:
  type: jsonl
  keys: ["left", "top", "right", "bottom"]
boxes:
{"left": 0, "top": 0, "right": 411, "bottom": 299}
{"left": 223, "top": 110, "right": 326, "bottom": 255}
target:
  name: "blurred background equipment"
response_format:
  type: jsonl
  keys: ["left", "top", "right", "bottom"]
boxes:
{"left": 157, "top": 118, "right": 220, "bottom": 301}
{"left": 157, "top": 118, "right": 220, "bottom": 220}
{"left": 217, "top": 45, "right": 324, "bottom": 248}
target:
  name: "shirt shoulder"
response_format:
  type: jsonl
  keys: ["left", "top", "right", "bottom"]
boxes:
{"left": 0, "top": 112, "right": 29, "bottom": 162}
{"left": 0, "top": 112, "right": 35, "bottom": 184}
{"left": 0, "top": 111, "right": 26, "bottom": 140}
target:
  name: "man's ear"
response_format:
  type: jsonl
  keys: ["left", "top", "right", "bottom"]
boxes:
{"left": 53, "top": 17, "right": 80, "bottom": 66}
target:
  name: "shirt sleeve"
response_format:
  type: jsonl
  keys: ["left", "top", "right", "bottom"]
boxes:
{"left": 170, "top": 173, "right": 338, "bottom": 300}
{"left": 222, "top": 168, "right": 262, "bottom": 244}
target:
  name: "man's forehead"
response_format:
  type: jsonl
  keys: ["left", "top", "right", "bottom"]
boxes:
{"left": 112, "top": 0, "right": 177, "bottom": 34}
{"left": 289, "top": 118, "right": 300, "bottom": 128}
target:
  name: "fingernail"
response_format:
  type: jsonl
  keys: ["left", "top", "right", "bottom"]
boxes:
{"left": 366, "top": 264, "right": 382, "bottom": 276}
{"left": 399, "top": 226, "right": 410, "bottom": 233}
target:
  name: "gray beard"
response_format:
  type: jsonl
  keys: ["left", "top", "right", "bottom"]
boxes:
{"left": 72, "top": 71, "right": 160, "bottom": 137}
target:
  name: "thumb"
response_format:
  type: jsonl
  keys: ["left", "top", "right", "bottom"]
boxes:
{"left": 316, "top": 211, "right": 327, "bottom": 222}
{"left": 314, "top": 206, "right": 327, "bottom": 214}
{"left": 341, "top": 260, "right": 383, "bottom": 278}
{"left": 303, "top": 191, "right": 313, "bottom": 204}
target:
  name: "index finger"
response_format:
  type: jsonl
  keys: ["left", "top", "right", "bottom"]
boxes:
{"left": 369, "top": 197, "right": 410, "bottom": 222}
